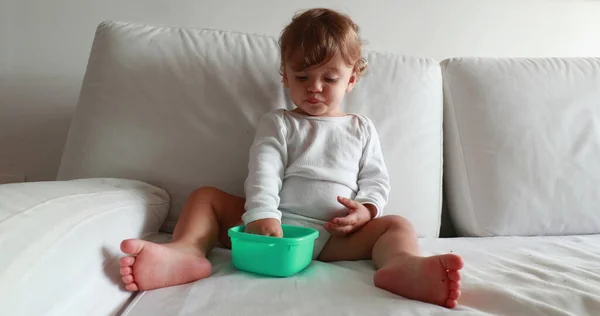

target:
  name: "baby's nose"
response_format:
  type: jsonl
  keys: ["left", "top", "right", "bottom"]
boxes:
{"left": 307, "top": 79, "right": 323, "bottom": 92}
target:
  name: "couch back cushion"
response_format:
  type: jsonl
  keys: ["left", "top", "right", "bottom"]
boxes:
{"left": 443, "top": 57, "right": 600, "bottom": 236}
{"left": 58, "top": 21, "right": 444, "bottom": 237}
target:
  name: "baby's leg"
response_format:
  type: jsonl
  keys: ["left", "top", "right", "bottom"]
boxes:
{"left": 119, "top": 187, "right": 244, "bottom": 291}
{"left": 318, "top": 216, "right": 463, "bottom": 308}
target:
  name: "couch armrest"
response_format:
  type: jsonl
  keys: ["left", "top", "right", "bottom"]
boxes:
{"left": 0, "top": 178, "right": 170, "bottom": 316}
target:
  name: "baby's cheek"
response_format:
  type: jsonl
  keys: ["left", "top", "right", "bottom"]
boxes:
{"left": 332, "top": 91, "right": 345, "bottom": 105}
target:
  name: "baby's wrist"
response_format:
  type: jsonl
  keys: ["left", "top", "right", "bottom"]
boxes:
{"left": 362, "top": 203, "right": 378, "bottom": 220}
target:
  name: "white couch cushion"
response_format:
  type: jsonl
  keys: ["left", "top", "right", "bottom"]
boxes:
{"left": 58, "top": 21, "right": 444, "bottom": 237}
{"left": 123, "top": 234, "right": 600, "bottom": 316}
{"left": 443, "top": 57, "right": 600, "bottom": 236}
{"left": 0, "top": 178, "right": 169, "bottom": 316}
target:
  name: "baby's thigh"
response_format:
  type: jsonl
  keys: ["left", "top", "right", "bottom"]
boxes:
{"left": 317, "top": 217, "right": 393, "bottom": 262}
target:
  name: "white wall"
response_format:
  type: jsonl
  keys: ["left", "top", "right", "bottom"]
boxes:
{"left": 2, "top": 0, "right": 600, "bottom": 182}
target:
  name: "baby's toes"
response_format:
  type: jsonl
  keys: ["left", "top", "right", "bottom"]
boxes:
{"left": 125, "top": 283, "right": 139, "bottom": 291}
{"left": 448, "top": 270, "right": 461, "bottom": 281}
{"left": 446, "top": 298, "right": 458, "bottom": 309}
{"left": 122, "top": 275, "right": 134, "bottom": 284}
{"left": 120, "top": 256, "right": 135, "bottom": 267}
{"left": 120, "top": 266, "right": 132, "bottom": 276}
{"left": 448, "top": 289, "right": 461, "bottom": 301}
{"left": 445, "top": 289, "right": 461, "bottom": 308}
{"left": 449, "top": 280, "right": 460, "bottom": 291}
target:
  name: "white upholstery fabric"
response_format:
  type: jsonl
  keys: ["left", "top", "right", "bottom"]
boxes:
{"left": 123, "top": 233, "right": 600, "bottom": 316}
{"left": 443, "top": 57, "right": 600, "bottom": 236}
{"left": 57, "top": 21, "right": 444, "bottom": 237}
{"left": 0, "top": 178, "right": 170, "bottom": 316}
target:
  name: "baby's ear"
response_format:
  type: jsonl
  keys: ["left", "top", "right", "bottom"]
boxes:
{"left": 282, "top": 69, "right": 290, "bottom": 88}
{"left": 346, "top": 71, "right": 358, "bottom": 92}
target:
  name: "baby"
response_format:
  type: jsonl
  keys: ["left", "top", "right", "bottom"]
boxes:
{"left": 119, "top": 8, "right": 464, "bottom": 308}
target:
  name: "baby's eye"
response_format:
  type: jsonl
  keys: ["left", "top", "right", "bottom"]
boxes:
{"left": 295, "top": 76, "right": 308, "bottom": 81}
{"left": 324, "top": 78, "right": 339, "bottom": 83}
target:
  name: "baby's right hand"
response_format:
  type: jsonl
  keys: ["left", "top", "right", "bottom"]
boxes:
{"left": 245, "top": 218, "right": 283, "bottom": 237}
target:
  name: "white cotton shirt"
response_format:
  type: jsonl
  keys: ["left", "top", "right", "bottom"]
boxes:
{"left": 242, "top": 109, "right": 390, "bottom": 225}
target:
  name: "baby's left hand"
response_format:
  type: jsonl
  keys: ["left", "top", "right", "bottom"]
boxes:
{"left": 325, "top": 196, "right": 376, "bottom": 237}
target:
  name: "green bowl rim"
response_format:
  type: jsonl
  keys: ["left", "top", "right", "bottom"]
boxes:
{"left": 228, "top": 224, "right": 319, "bottom": 245}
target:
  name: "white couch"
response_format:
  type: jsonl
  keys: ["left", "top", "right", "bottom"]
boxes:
{"left": 1, "top": 21, "right": 599, "bottom": 316}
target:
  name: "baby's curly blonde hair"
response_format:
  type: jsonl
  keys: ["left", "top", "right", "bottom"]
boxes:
{"left": 279, "top": 8, "right": 367, "bottom": 79}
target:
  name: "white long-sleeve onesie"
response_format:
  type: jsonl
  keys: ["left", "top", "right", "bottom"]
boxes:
{"left": 243, "top": 109, "right": 390, "bottom": 236}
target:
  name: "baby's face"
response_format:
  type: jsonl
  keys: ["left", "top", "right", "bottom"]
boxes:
{"left": 283, "top": 54, "right": 357, "bottom": 117}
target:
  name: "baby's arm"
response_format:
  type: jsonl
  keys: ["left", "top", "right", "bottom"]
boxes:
{"left": 326, "top": 118, "right": 390, "bottom": 236}
{"left": 354, "top": 118, "right": 390, "bottom": 217}
{"left": 243, "top": 110, "right": 288, "bottom": 236}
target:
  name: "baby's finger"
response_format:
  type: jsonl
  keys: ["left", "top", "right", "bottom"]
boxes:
{"left": 263, "top": 227, "right": 283, "bottom": 238}
{"left": 325, "top": 222, "right": 354, "bottom": 236}
{"left": 334, "top": 225, "right": 354, "bottom": 236}
{"left": 332, "top": 214, "right": 357, "bottom": 226}
{"left": 326, "top": 227, "right": 347, "bottom": 237}
{"left": 337, "top": 196, "right": 360, "bottom": 210}
{"left": 271, "top": 227, "right": 284, "bottom": 238}
{"left": 324, "top": 222, "right": 343, "bottom": 236}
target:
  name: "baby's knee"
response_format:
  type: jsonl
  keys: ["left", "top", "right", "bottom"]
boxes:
{"left": 381, "top": 215, "right": 414, "bottom": 231}
{"left": 189, "top": 186, "right": 222, "bottom": 200}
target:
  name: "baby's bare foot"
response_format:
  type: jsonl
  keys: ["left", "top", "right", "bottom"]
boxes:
{"left": 374, "top": 253, "right": 464, "bottom": 308}
{"left": 119, "top": 239, "right": 212, "bottom": 291}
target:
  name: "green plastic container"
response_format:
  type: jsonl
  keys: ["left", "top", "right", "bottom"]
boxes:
{"left": 228, "top": 224, "right": 319, "bottom": 277}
